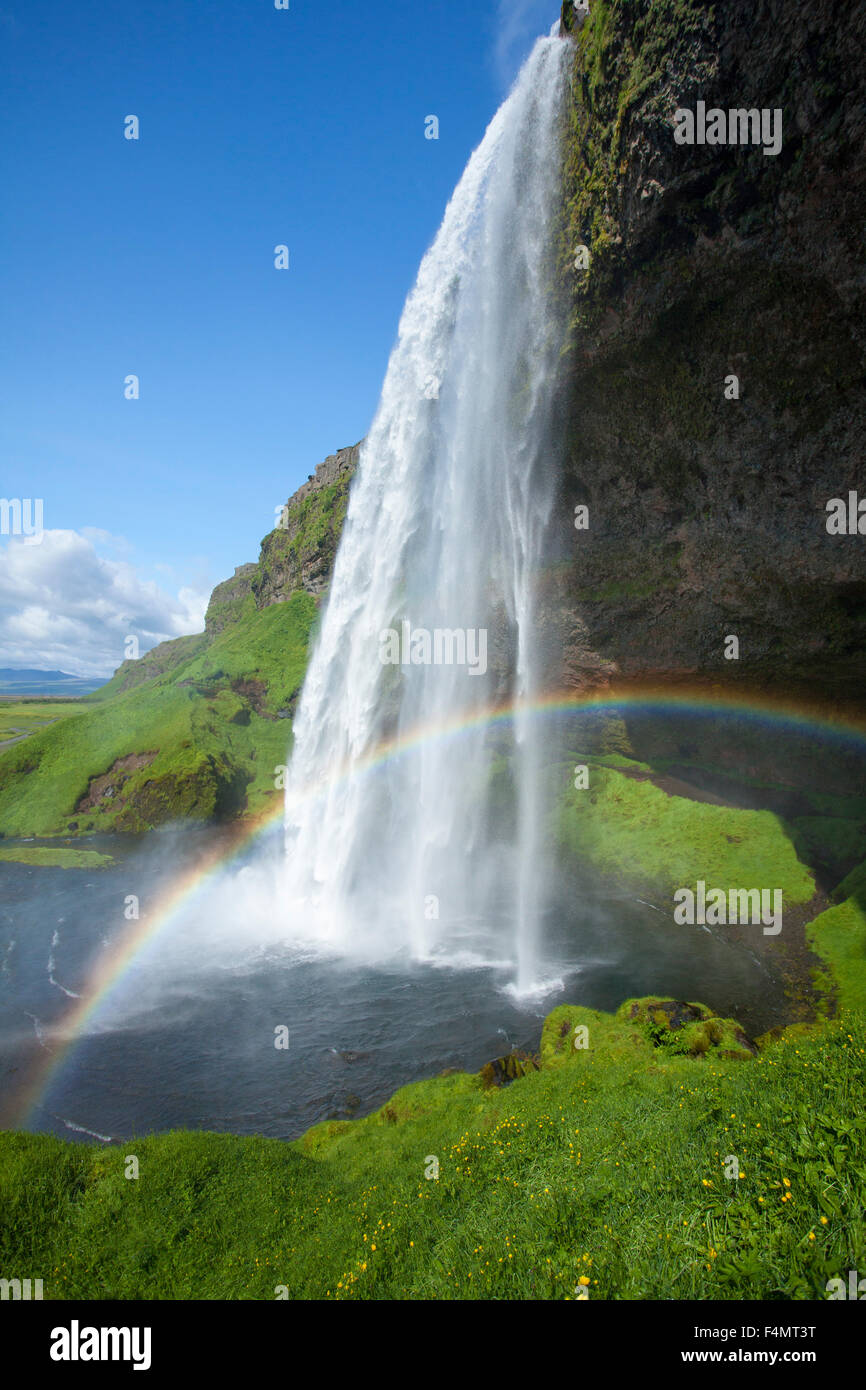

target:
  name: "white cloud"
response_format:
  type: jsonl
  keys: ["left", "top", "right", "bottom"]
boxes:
{"left": 79, "top": 526, "right": 132, "bottom": 555}
{"left": 0, "top": 530, "right": 209, "bottom": 678}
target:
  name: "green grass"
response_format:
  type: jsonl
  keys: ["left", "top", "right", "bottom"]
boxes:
{"left": 556, "top": 761, "right": 816, "bottom": 904}
{"left": 0, "top": 594, "right": 316, "bottom": 837}
{"left": 0, "top": 847, "right": 113, "bottom": 868}
{"left": 1, "top": 999, "right": 862, "bottom": 1300}
{"left": 0, "top": 701, "right": 86, "bottom": 744}
{"left": 90, "top": 633, "right": 208, "bottom": 703}
{"left": 808, "top": 898, "right": 866, "bottom": 1014}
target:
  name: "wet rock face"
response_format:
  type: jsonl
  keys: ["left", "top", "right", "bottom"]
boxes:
{"left": 551, "top": 0, "right": 866, "bottom": 701}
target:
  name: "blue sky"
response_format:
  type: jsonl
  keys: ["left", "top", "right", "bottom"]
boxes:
{"left": 0, "top": 0, "right": 557, "bottom": 675}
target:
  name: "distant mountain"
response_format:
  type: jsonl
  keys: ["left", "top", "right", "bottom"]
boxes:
{"left": 0, "top": 669, "right": 76, "bottom": 682}
{"left": 0, "top": 669, "right": 108, "bottom": 696}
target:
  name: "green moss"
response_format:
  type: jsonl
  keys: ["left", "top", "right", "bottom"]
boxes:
{"left": 807, "top": 898, "right": 866, "bottom": 1013}
{"left": 790, "top": 817, "right": 866, "bottom": 890}
{"left": 255, "top": 477, "right": 353, "bottom": 602}
{"left": 834, "top": 860, "right": 866, "bottom": 905}
{"left": 615, "top": 997, "right": 754, "bottom": 1059}
{"left": 479, "top": 1052, "right": 540, "bottom": 1089}
{"left": 597, "top": 717, "right": 634, "bottom": 758}
{"left": 555, "top": 764, "right": 815, "bottom": 904}
{"left": 204, "top": 591, "right": 257, "bottom": 637}
{"left": 0, "top": 846, "right": 113, "bottom": 868}
{"left": 589, "top": 753, "right": 653, "bottom": 772}
{"left": 558, "top": 0, "right": 718, "bottom": 337}
{"left": 373, "top": 1073, "right": 482, "bottom": 1128}
{"left": 540, "top": 1002, "right": 649, "bottom": 1067}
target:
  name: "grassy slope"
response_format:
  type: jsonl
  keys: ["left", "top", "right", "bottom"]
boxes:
{"left": 0, "top": 781, "right": 862, "bottom": 1301}
{"left": 809, "top": 899, "right": 866, "bottom": 1014}
{"left": 557, "top": 757, "right": 816, "bottom": 904}
{"left": 0, "top": 594, "right": 316, "bottom": 837}
{"left": 0, "top": 701, "right": 86, "bottom": 743}
{"left": 1, "top": 997, "right": 862, "bottom": 1300}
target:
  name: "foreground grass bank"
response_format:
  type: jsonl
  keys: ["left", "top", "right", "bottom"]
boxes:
{"left": 2, "top": 711, "right": 863, "bottom": 1299}
{"left": 2, "top": 897, "right": 863, "bottom": 1300}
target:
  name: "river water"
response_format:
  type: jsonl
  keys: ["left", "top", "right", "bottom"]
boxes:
{"left": 0, "top": 811, "right": 794, "bottom": 1143}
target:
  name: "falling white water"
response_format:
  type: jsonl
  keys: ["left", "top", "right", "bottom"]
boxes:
{"left": 282, "top": 34, "right": 571, "bottom": 994}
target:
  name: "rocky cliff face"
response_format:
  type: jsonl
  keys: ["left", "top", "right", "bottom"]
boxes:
{"left": 104, "top": 445, "right": 361, "bottom": 699}
{"left": 547, "top": 0, "right": 866, "bottom": 704}
{"left": 211, "top": 441, "right": 360, "bottom": 619}
{"left": 204, "top": 564, "right": 258, "bottom": 636}
{"left": 253, "top": 443, "right": 360, "bottom": 607}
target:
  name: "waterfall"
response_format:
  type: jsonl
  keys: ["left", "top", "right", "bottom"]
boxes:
{"left": 282, "top": 34, "right": 570, "bottom": 995}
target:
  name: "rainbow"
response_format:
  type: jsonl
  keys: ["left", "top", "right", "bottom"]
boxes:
{"left": 12, "top": 680, "right": 866, "bottom": 1132}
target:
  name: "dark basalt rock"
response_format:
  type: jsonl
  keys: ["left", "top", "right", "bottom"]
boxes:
{"left": 546, "top": 0, "right": 866, "bottom": 704}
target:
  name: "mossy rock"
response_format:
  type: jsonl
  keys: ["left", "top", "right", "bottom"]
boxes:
{"left": 618, "top": 996, "right": 755, "bottom": 1059}
{"left": 479, "top": 1050, "right": 540, "bottom": 1090}
{"left": 618, "top": 996, "right": 711, "bottom": 1030}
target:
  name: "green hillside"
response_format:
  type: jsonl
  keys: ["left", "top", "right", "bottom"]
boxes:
{"left": 0, "top": 445, "right": 361, "bottom": 841}
{"left": 0, "top": 594, "right": 316, "bottom": 838}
